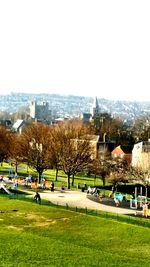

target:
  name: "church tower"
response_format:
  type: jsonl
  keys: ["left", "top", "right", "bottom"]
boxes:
{"left": 90, "top": 96, "right": 100, "bottom": 117}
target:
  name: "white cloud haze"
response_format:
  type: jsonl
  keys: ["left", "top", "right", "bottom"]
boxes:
{"left": 0, "top": 0, "right": 150, "bottom": 101}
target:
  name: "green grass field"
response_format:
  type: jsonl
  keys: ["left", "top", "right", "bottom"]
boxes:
{"left": 0, "top": 197, "right": 150, "bottom": 267}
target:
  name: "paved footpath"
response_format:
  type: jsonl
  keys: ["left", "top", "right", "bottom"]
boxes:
{"left": 38, "top": 190, "right": 135, "bottom": 215}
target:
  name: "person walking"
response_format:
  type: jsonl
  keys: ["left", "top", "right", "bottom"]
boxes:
{"left": 34, "top": 191, "right": 41, "bottom": 204}
{"left": 42, "top": 178, "right": 46, "bottom": 189}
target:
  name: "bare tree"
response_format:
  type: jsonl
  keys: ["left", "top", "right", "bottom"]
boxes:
{"left": 87, "top": 144, "right": 115, "bottom": 186}
{"left": 48, "top": 126, "right": 63, "bottom": 181}
{"left": 0, "top": 126, "right": 12, "bottom": 165}
{"left": 54, "top": 120, "right": 92, "bottom": 189}
{"left": 108, "top": 158, "right": 130, "bottom": 190}
{"left": 8, "top": 133, "right": 23, "bottom": 174}
{"left": 20, "top": 122, "right": 53, "bottom": 184}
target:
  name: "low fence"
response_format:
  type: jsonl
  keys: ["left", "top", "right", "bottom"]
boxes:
{"left": 2, "top": 193, "right": 149, "bottom": 229}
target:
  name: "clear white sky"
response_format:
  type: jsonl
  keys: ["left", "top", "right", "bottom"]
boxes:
{"left": 0, "top": 0, "right": 150, "bottom": 101}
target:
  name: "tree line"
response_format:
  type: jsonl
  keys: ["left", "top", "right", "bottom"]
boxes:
{"left": 0, "top": 114, "right": 149, "bottom": 189}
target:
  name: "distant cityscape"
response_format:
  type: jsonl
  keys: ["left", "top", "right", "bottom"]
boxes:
{"left": 0, "top": 92, "right": 150, "bottom": 124}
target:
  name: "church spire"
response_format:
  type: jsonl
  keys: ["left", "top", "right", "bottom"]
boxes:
{"left": 91, "top": 96, "right": 100, "bottom": 117}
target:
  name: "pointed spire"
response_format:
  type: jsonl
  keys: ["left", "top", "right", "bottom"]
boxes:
{"left": 93, "top": 96, "right": 99, "bottom": 112}
{"left": 91, "top": 96, "right": 100, "bottom": 116}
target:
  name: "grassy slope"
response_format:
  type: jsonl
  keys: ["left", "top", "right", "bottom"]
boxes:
{"left": 0, "top": 198, "right": 150, "bottom": 267}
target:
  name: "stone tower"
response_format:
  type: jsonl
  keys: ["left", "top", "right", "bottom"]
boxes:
{"left": 29, "top": 100, "right": 50, "bottom": 120}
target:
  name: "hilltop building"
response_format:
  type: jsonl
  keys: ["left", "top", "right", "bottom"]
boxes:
{"left": 29, "top": 101, "right": 51, "bottom": 122}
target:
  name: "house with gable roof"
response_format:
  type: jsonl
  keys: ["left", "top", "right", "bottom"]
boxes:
{"left": 111, "top": 145, "right": 133, "bottom": 163}
{"left": 12, "top": 119, "right": 25, "bottom": 134}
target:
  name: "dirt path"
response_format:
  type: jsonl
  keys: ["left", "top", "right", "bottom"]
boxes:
{"left": 39, "top": 190, "right": 135, "bottom": 215}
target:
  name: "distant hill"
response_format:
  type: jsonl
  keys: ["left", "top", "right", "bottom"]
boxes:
{"left": 0, "top": 92, "right": 150, "bottom": 123}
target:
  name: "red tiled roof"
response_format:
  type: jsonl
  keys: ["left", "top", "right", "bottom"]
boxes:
{"left": 111, "top": 145, "right": 125, "bottom": 155}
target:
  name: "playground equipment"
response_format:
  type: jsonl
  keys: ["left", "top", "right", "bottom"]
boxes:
{"left": 130, "top": 186, "right": 150, "bottom": 217}
{"left": 0, "top": 184, "right": 12, "bottom": 195}
{"left": 114, "top": 192, "right": 124, "bottom": 206}
{"left": 130, "top": 186, "right": 147, "bottom": 209}
{"left": 130, "top": 198, "right": 138, "bottom": 209}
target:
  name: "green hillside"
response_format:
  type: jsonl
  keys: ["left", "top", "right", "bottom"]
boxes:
{"left": 0, "top": 197, "right": 150, "bottom": 267}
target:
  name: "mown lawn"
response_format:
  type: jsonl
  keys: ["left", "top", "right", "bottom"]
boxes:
{"left": 0, "top": 197, "right": 150, "bottom": 267}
